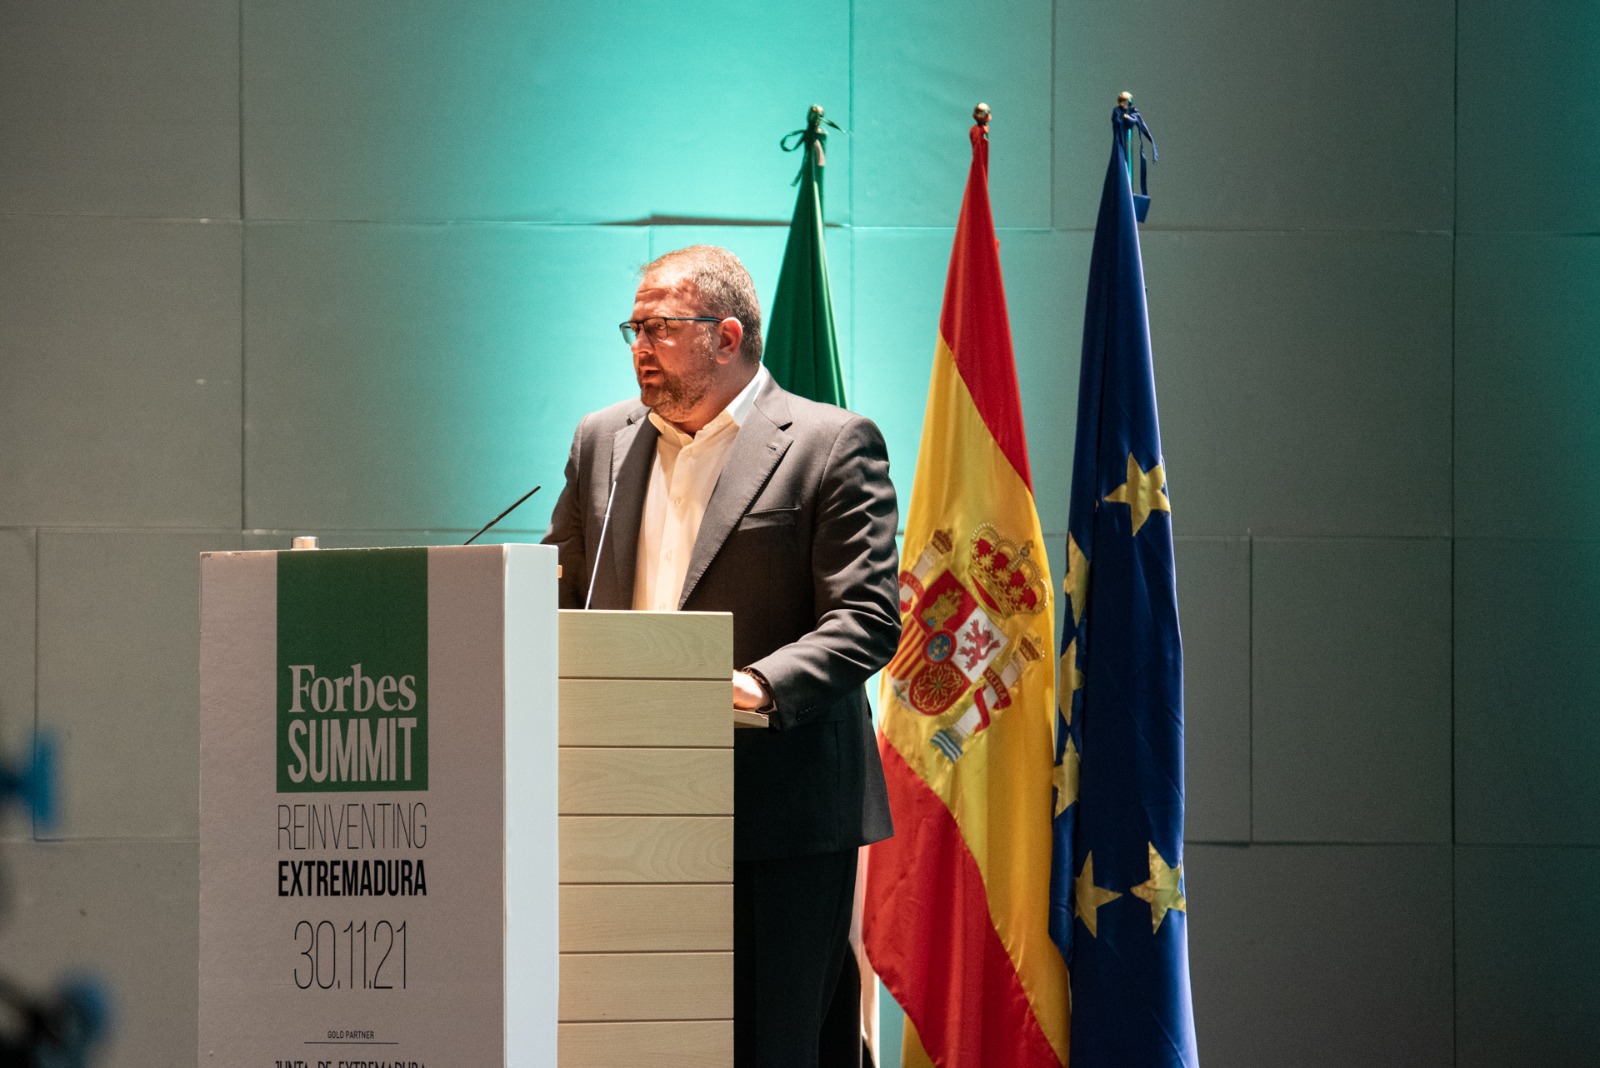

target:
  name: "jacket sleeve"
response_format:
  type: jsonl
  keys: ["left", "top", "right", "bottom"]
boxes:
{"left": 746, "top": 415, "right": 902, "bottom": 730}
{"left": 541, "top": 417, "right": 588, "bottom": 610}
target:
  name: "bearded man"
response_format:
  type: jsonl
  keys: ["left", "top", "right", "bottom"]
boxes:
{"left": 543, "top": 245, "right": 899, "bottom": 1067}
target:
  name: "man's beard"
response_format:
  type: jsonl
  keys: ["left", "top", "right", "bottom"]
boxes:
{"left": 639, "top": 342, "right": 717, "bottom": 423}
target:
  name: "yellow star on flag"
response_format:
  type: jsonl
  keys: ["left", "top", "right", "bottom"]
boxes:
{"left": 1074, "top": 852, "right": 1122, "bottom": 938}
{"left": 1053, "top": 736, "right": 1080, "bottom": 817}
{"left": 1058, "top": 639, "right": 1083, "bottom": 722}
{"left": 1064, "top": 533, "right": 1090, "bottom": 625}
{"left": 1103, "top": 453, "right": 1171, "bottom": 537}
{"left": 1130, "top": 842, "right": 1187, "bottom": 933}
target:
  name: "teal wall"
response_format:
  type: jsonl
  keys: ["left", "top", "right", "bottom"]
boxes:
{"left": 1, "top": 1, "right": 1597, "bottom": 1064}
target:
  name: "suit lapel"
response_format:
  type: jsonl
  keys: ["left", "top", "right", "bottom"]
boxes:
{"left": 602, "top": 412, "right": 656, "bottom": 609}
{"left": 678, "top": 383, "right": 794, "bottom": 608}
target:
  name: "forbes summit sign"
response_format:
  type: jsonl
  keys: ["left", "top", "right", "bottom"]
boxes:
{"left": 276, "top": 548, "right": 429, "bottom": 792}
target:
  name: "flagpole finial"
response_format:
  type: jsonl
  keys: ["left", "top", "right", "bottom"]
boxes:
{"left": 808, "top": 104, "right": 825, "bottom": 130}
{"left": 1117, "top": 91, "right": 1133, "bottom": 109}
{"left": 973, "top": 102, "right": 991, "bottom": 128}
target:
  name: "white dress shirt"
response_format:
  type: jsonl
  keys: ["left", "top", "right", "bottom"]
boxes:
{"left": 632, "top": 365, "right": 772, "bottom": 612}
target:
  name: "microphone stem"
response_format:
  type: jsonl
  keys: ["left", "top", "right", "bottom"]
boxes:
{"left": 585, "top": 479, "right": 620, "bottom": 610}
{"left": 464, "top": 485, "right": 541, "bottom": 545}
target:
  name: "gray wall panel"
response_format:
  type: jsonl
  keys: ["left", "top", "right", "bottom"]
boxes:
{"left": 1000, "top": 230, "right": 1091, "bottom": 536}
{"left": 0, "top": 529, "right": 37, "bottom": 825}
{"left": 1054, "top": 0, "right": 1454, "bottom": 233}
{"left": 0, "top": 217, "right": 242, "bottom": 528}
{"left": 852, "top": 0, "right": 1052, "bottom": 229}
{"left": 1456, "top": 537, "right": 1600, "bottom": 846}
{"left": 1458, "top": 0, "right": 1600, "bottom": 233}
{"left": 1252, "top": 538, "right": 1451, "bottom": 843}
{"left": 1186, "top": 843, "right": 1453, "bottom": 1067}
{"left": 1455, "top": 234, "right": 1600, "bottom": 539}
{"left": 0, "top": 840, "right": 197, "bottom": 1068}
{"left": 1145, "top": 232, "right": 1452, "bottom": 537}
{"left": 1456, "top": 845, "right": 1600, "bottom": 1066}
{"left": 851, "top": 228, "right": 952, "bottom": 514}
{"left": 1176, "top": 537, "right": 1251, "bottom": 843}
{"left": 244, "top": 223, "right": 648, "bottom": 531}
{"left": 0, "top": 0, "right": 239, "bottom": 218}
{"left": 243, "top": 0, "right": 849, "bottom": 223}
{"left": 36, "top": 531, "right": 239, "bottom": 840}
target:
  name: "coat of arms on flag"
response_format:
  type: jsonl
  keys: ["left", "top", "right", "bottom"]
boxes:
{"left": 887, "top": 525, "right": 1047, "bottom": 762}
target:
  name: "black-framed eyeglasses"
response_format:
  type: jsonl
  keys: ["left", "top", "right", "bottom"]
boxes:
{"left": 618, "top": 316, "right": 723, "bottom": 344}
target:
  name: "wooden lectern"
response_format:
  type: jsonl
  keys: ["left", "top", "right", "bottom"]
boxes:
{"left": 198, "top": 544, "right": 734, "bottom": 1066}
{"left": 556, "top": 609, "right": 733, "bottom": 1063}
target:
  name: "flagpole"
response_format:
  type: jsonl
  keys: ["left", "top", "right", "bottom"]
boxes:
{"left": 1119, "top": 92, "right": 1135, "bottom": 185}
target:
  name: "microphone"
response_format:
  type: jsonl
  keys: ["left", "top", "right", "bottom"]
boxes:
{"left": 584, "top": 479, "right": 620, "bottom": 610}
{"left": 464, "top": 486, "right": 541, "bottom": 545}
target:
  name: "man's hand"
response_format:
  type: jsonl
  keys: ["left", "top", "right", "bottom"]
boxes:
{"left": 732, "top": 670, "right": 771, "bottom": 711}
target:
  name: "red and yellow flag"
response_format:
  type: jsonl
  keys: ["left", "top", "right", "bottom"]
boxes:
{"left": 863, "top": 119, "right": 1068, "bottom": 1067}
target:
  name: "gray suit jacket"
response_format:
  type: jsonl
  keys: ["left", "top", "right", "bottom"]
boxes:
{"left": 543, "top": 376, "right": 898, "bottom": 860}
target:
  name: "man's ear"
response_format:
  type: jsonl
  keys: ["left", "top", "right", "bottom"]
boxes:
{"left": 715, "top": 317, "right": 744, "bottom": 364}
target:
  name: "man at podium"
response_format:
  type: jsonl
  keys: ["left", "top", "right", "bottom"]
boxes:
{"left": 544, "top": 244, "right": 899, "bottom": 1067}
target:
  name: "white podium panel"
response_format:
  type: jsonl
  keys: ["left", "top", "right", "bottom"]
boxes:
{"left": 199, "top": 544, "right": 560, "bottom": 1067}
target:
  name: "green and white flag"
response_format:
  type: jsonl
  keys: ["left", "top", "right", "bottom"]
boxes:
{"left": 765, "top": 105, "right": 847, "bottom": 407}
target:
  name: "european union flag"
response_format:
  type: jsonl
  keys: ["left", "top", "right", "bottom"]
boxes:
{"left": 1049, "top": 104, "right": 1198, "bottom": 1067}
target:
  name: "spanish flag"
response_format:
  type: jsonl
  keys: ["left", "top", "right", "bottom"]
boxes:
{"left": 863, "top": 115, "right": 1068, "bottom": 1067}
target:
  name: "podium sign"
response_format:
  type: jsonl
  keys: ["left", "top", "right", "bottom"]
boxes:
{"left": 200, "top": 544, "right": 560, "bottom": 1066}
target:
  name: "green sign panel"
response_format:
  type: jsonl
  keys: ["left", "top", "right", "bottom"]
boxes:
{"left": 277, "top": 549, "right": 429, "bottom": 792}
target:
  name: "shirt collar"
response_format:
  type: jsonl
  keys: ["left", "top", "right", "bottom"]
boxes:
{"left": 648, "top": 364, "right": 771, "bottom": 447}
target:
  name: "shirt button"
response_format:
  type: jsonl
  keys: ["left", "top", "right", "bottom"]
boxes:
{"left": 672, "top": 496, "right": 683, "bottom": 506}
{"left": 664, "top": 549, "right": 673, "bottom": 560}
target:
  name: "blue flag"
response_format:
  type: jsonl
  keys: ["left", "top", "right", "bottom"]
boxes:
{"left": 1049, "top": 105, "right": 1198, "bottom": 1067}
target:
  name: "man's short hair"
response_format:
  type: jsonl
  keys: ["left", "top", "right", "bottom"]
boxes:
{"left": 644, "top": 245, "right": 764, "bottom": 366}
